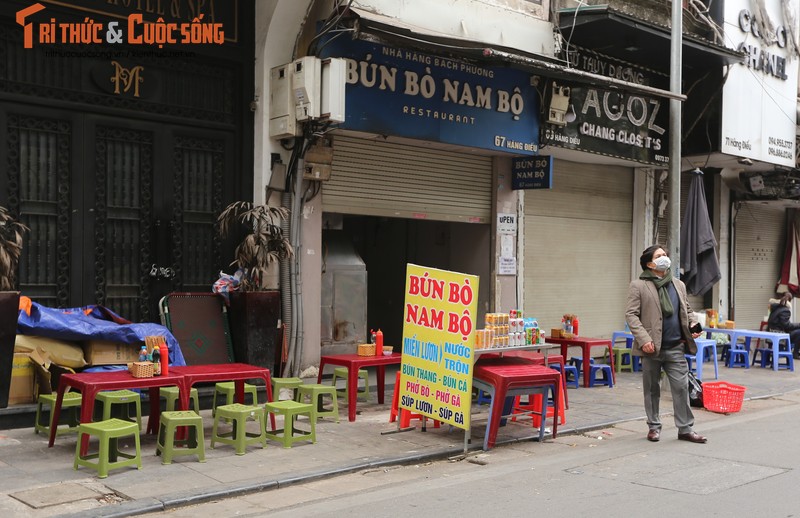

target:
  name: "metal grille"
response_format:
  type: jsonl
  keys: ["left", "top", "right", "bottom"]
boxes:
{"left": 324, "top": 135, "right": 493, "bottom": 222}
{"left": 94, "top": 126, "right": 154, "bottom": 322}
{"left": 733, "top": 202, "right": 785, "bottom": 328}
{"left": 523, "top": 159, "right": 633, "bottom": 336}
{"left": 172, "top": 136, "right": 225, "bottom": 291}
{"left": 7, "top": 114, "right": 71, "bottom": 306}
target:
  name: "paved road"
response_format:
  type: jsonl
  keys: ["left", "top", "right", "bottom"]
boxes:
{"left": 145, "top": 391, "right": 800, "bottom": 517}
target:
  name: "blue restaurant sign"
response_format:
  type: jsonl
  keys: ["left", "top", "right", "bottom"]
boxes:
{"left": 320, "top": 40, "right": 540, "bottom": 155}
{"left": 512, "top": 156, "right": 552, "bottom": 190}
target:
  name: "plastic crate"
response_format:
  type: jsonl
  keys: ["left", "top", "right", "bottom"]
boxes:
{"left": 703, "top": 381, "right": 745, "bottom": 413}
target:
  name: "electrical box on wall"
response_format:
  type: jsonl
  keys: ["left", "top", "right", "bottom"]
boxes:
{"left": 269, "top": 63, "right": 297, "bottom": 139}
{"left": 303, "top": 139, "right": 334, "bottom": 181}
{"left": 293, "top": 56, "right": 321, "bottom": 121}
{"left": 269, "top": 57, "right": 347, "bottom": 138}
{"left": 321, "top": 58, "right": 346, "bottom": 123}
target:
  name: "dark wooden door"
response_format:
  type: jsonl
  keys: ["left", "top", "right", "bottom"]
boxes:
{"left": 2, "top": 102, "right": 232, "bottom": 322}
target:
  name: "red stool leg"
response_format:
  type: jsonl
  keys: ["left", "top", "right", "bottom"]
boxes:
{"left": 389, "top": 371, "right": 401, "bottom": 423}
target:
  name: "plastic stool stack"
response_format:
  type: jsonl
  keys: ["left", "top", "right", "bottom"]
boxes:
{"left": 74, "top": 418, "right": 142, "bottom": 478}
{"left": 211, "top": 403, "right": 267, "bottom": 455}
{"left": 96, "top": 390, "right": 142, "bottom": 431}
{"left": 155, "top": 410, "right": 206, "bottom": 464}
{"left": 35, "top": 392, "right": 81, "bottom": 436}
{"left": 263, "top": 400, "right": 316, "bottom": 448}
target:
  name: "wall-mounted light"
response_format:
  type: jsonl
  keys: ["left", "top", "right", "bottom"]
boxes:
{"left": 547, "top": 82, "right": 571, "bottom": 126}
{"left": 565, "top": 103, "right": 577, "bottom": 123}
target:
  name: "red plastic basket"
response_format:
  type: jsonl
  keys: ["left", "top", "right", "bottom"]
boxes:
{"left": 703, "top": 381, "right": 746, "bottom": 413}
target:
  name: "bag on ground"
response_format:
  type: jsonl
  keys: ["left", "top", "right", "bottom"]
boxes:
{"left": 687, "top": 371, "right": 703, "bottom": 408}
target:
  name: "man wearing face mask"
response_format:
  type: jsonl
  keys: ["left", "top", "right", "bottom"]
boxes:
{"left": 625, "top": 244, "right": 707, "bottom": 444}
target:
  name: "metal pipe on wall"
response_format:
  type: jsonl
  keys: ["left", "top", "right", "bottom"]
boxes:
{"left": 280, "top": 191, "right": 293, "bottom": 377}
{"left": 668, "top": 0, "right": 683, "bottom": 272}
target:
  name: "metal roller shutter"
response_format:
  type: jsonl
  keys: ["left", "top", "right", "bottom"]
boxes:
{"left": 523, "top": 160, "right": 633, "bottom": 338}
{"left": 733, "top": 202, "right": 785, "bottom": 328}
{"left": 324, "top": 135, "right": 492, "bottom": 222}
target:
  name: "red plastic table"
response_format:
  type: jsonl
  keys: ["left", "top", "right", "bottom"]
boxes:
{"left": 317, "top": 352, "right": 402, "bottom": 422}
{"left": 171, "top": 363, "right": 275, "bottom": 430}
{"left": 546, "top": 336, "right": 614, "bottom": 387}
{"left": 48, "top": 371, "right": 187, "bottom": 456}
{"left": 473, "top": 356, "right": 562, "bottom": 450}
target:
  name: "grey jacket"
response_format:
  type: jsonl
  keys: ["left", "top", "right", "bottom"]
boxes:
{"left": 625, "top": 277, "right": 699, "bottom": 357}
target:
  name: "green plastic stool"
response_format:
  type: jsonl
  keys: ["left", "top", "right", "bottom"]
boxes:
{"left": 160, "top": 386, "right": 200, "bottom": 413}
{"left": 272, "top": 377, "right": 304, "bottom": 401}
{"left": 295, "top": 384, "right": 339, "bottom": 423}
{"left": 331, "top": 367, "right": 370, "bottom": 401}
{"left": 74, "top": 418, "right": 142, "bottom": 479}
{"left": 155, "top": 410, "right": 206, "bottom": 464}
{"left": 210, "top": 403, "right": 267, "bottom": 455}
{"left": 96, "top": 390, "right": 142, "bottom": 431}
{"left": 35, "top": 392, "right": 82, "bottom": 436}
{"left": 212, "top": 382, "right": 259, "bottom": 417}
{"left": 611, "top": 347, "right": 634, "bottom": 373}
{"left": 263, "top": 400, "right": 316, "bottom": 448}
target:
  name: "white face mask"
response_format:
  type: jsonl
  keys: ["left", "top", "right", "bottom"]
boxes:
{"left": 652, "top": 256, "right": 671, "bottom": 272}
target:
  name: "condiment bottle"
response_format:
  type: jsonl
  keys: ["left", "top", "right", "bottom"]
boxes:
{"left": 572, "top": 316, "right": 580, "bottom": 336}
{"left": 152, "top": 345, "right": 161, "bottom": 375}
{"left": 375, "top": 329, "right": 383, "bottom": 355}
{"left": 158, "top": 341, "right": 169, "bottom": 376}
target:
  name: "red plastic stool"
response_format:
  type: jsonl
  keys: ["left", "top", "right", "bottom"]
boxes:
{"left": 512, "top": 383, "right": 566, "bottom": 427}
{"left": 389, "top": 371, "right": 440, "bottom": 428}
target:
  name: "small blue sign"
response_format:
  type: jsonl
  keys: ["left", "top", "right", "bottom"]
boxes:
{"left": 511, "top": 156, "right": 552, "bottom": 189}
{"left": 320, "top": 39, "right": 539, "bottom": 155}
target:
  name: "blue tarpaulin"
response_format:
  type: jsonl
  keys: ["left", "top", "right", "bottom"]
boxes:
{"left": 17, "top": 302, "right": 186, "bottom": 367}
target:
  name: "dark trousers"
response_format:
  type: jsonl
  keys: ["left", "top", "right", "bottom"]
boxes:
{"left": 791, "top": 329, "right": 800, "bottom": 357}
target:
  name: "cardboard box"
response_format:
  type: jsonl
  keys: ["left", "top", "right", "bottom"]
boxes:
{"left": 9, "top": 353, "right": 34, "bottom": 405}
{"left": 82, "top": 340, "right": 141, "bottom": 366}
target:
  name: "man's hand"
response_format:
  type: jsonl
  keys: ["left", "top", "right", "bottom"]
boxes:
{"left": 642, "top": 341, "right": 655, "bottom": 354}
{"left": 691, "top": 331, "right": 702, "bottom": 339}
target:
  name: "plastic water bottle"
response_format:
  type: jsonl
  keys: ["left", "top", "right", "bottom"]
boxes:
{"left": 138, "top": 346, "right": 148, "bottom": 362}
{"left": 152, "top": 345, "right": 161, "bottom": 375}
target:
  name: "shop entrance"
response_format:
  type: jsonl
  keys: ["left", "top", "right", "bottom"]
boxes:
{"left": 1, "top": 102, "right": 235, "bottom": 322}
{"left": 327, "top": 214, "right": 491, "bottom": 349}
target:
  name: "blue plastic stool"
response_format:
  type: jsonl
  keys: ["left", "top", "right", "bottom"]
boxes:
{"left": 753, "top": 349, "right": 794, "bottom": 371}
{"left": 549, "top": 362, "right": 579, "bottom": 389}
{"left": 727, "top": 346, "right": 750, "bottom": 368}
{"left": 588, "top": 364, "right": 614, "bottom": 388}
{"left": 569, "top": 357, "right": 594, "bottom": 378}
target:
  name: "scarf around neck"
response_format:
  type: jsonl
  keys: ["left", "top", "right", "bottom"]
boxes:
{"left": 640, "top": 269, "right": 674, "bottom": 317}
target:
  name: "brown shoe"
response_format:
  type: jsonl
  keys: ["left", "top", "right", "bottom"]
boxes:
{"left": 678, "top": 431, "right": 707, "bottom": 443}
{"left": 647, "top": 429, "right": 660, "bottom": 442}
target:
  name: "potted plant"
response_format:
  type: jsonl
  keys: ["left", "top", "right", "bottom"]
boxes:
{"left": 217, "top": 201, "right": 293, "bottom": 372}
{"left": 0, "top": 206, "right": 26, "bottom": 407}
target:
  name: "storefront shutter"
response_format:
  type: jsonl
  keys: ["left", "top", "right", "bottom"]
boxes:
{"left": 733, "top": 202, "right": 786, "bottom": 328}
{"left": 522, "top": 159, "right": 633, "bottom": 338}
{"left": 324, "top": 135, "right": 492, "bottom": 222}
